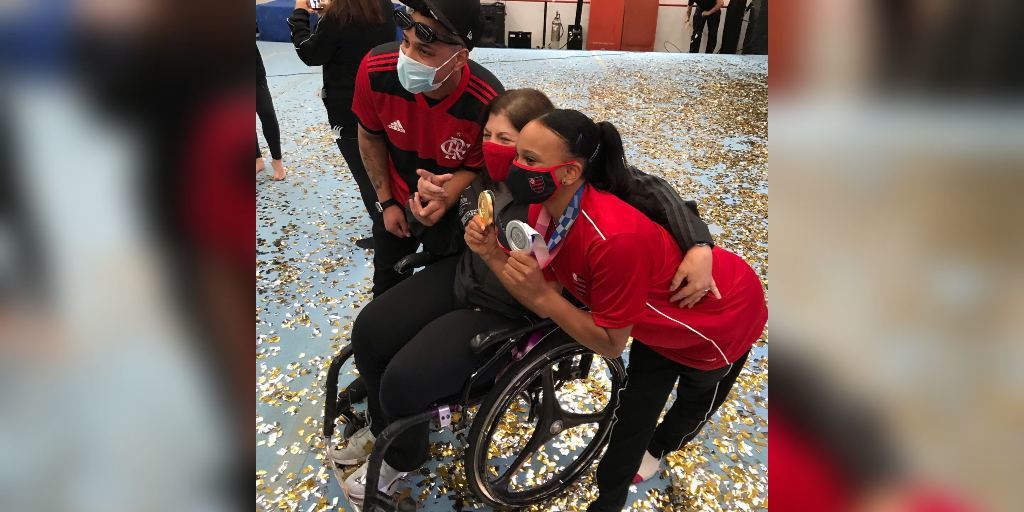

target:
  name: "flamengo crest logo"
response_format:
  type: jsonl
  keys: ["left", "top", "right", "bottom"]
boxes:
{"left": 440, "top": 136, "right": 470, "bottom": 160}
{"left": 528, "top": 176, "right": 547, "bottom": 193}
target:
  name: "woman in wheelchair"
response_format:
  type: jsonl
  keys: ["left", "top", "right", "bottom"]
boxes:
{"left": 334, "top": 90, "right": 719, "bottom": 502}
{"left": 464, "top": 109, "right": 768, "bottom": 512}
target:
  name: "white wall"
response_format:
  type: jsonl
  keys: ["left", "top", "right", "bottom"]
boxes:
{"left": 500, "top": 1, "right": 590, "bottom": 50}
{"left": 484, "top": 0, "right": 749, "bottom": 53}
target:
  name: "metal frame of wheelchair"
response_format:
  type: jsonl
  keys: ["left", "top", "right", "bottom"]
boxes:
{"left": 322, "top": 253, "right": 628, "bottom": 511}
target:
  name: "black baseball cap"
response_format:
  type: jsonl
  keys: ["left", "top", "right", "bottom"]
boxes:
{"left": 399, "top": 0, "right": 480, "bottom": 50}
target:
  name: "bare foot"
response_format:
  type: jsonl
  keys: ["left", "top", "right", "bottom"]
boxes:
{"left": 256, "top": 157, "right": 265, "bottom": 173}
{"left": 271, "top": 159, "right": 286, "bottom": 181}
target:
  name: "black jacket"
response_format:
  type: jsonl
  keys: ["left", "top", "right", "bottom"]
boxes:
{"left": 287, "top": 4, "right": 395, "bottom": 129}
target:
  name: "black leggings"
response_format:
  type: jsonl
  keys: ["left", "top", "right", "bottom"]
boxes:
{"left": 588, "top": 342, "right": 750, "bottom": 511}
{"left": 351, "top": 256, "right": 513, "bottom": 471}
{"left": 256, "top": 76, "right": 282, "bottom": 160}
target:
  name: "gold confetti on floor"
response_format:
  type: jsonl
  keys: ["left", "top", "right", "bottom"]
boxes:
{"left": 257, "top": 45, "right": 767, "bottom": 512}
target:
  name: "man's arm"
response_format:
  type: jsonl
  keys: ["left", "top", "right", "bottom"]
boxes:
{"left": 357, "top": 125, "right": 391, "bottom": 202}
{"left": 706, "top": 0, "right": 724, "bottom": 15}
{"left": 360, "top": 124, "right": 410, "bottom": 237}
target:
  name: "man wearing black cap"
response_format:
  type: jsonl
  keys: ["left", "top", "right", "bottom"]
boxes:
{"left": 350, "top": 0, "right": 505, "bottom": 299}
{"left": 331, "top": 0, "right": 505, "bottom": 500}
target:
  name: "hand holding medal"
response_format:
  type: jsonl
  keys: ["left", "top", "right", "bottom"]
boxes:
{"left": 477, "top": 190, "right": 494, "bottom": 227}
{"left": 465, "top": 191, "right": 499, "bottom": 260}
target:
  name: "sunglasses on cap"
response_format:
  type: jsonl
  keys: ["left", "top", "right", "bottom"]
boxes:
{"left": 393, "top": 8, "right": 463, "bottom": 46}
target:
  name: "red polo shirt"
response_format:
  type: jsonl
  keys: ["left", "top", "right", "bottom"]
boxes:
{"left": 352, "top": 42, "right": 504, "bottom": 205}
{"left": 530, "top": 185, "right": 767, "bottom": 370}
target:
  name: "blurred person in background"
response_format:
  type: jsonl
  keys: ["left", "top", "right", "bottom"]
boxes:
{"left": 688, "top": 0, "right": 724, "bottom": 54}
{"left": 772, "top": 0, "right": 1023, "bottom": 508}
{"left": 772, "top": 352, "right": 979, "bottom": 512}
{"left": 256, "top": 44, "right": 286, "bottom": 180}
{"left": 2, "top": 0, "right": 250, "bottom": 505}
{"left": 288, "top": 0, "right": 396, "bottom": 249}
{"left": 0, "top": 109, "right": 46, "bottom": 310}
{"left": 67, "top": 0, "right": 252, "bottom": 508}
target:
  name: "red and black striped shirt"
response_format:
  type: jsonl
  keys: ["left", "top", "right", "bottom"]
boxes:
{"left": 352, "top": 42, "right": 505, "bottom": 205}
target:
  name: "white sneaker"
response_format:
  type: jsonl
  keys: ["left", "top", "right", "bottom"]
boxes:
{"left": 633, "top": 450, "right": 662, "bottom": 483}
{"left": 343, "top": 459, "right": 408, "bottom": 502}
{"left": 329, "top": 426, "right": 375, "bottom": 466}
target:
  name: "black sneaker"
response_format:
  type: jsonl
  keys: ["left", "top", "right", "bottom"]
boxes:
{"left": 355, "top": 236, "right": 374, "bottom": 250}
{"left": 343, "top": 376, "right": 368, "bottom": 404}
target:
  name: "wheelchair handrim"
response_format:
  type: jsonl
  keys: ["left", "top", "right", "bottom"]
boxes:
{"left": 466, "top": 340, "right": 626, "bottom": 507}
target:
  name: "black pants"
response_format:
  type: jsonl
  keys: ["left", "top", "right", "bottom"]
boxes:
{"left": 690, "top": 10, "right": 722, "bottom": 54}
{"left": 588, "top": 342, "right": 750, "bottom": 511}
{"left": 334, "top": 126, "right": 378, "bottom": 221}
{"left": 256, "top": 76, "right": 282, "bottom": 160}
{"left": 351, "top": 256, "right": 512, "bottom": 471}
{"left": 370, "top": 217, "right": 422, "bottom": 296}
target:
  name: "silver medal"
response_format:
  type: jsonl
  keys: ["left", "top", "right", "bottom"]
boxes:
{"left": 505, "top": 220, "right": 540, "bottom": 253}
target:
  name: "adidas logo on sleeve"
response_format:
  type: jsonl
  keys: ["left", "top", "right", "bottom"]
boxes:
{"left": 387, "top": 120, "right": 406, "bottom": 133}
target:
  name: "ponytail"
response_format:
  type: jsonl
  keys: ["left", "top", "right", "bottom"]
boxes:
{"left": 589, "top": 121, "right": 633, "bottom": 199}
{"left": 537, "top": 110, "right": 667, "bottom": 223}
{"left": 536, "top": 109, "right": 633, "bottom": 197}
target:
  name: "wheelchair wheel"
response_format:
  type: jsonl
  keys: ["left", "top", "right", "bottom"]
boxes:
{"left": 465, "top": 331, "right": 626, "bottom": 508}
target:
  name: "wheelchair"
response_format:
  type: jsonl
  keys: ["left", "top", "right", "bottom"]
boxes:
{"left": 323, "top": 252, "right": 628, "bottom": 511}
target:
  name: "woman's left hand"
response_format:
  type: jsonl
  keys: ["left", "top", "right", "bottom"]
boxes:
{"left": 416, "top": 169, "right": 453, "bottom": 202}
{"left": 670, "top": 245, "right": 721, "bottom": 308}
{"left": 295, "top": 0, "right": 313, "bottom": 13}
{"left": 504, "top": 251, "right": 551, "bottom": 308}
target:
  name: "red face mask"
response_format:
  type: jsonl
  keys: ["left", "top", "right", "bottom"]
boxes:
{"left": 482, "top": 141, "right": 518, "bottom": 182}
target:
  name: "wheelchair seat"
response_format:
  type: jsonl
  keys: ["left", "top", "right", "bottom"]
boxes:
{"left": 470, "top": 316, "right": 555, "bottom": 354}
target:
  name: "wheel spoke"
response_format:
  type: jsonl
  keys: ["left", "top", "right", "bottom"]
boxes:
{"left": 539, "top": 366, "right": 558, "bottom": 418}
{"left": 492, "top": 415, "right": 554, "bottom": 490}
{"left": 491, "top": 366, "right": 566, "bottom": 489}
{"left": 560, "top": 410, "right": 607, "bottom": 430}
{"left": 544, "top": 363, "right": 608, "bottom": 428}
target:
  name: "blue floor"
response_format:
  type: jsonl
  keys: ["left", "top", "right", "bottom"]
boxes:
{"left": 256, "top": 41, "right": 768, "bottom": 512}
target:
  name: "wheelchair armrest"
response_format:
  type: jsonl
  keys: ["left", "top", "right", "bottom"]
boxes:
{"left": 470, "top": 317, "right": 556, "bottom": 354}
{"left": 394, "top": 252, "right": 442, "bottom": 275}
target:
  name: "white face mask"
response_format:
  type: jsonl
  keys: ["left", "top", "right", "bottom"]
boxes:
{"left": 397, "top": 46, "right": 460, "bottom": 94}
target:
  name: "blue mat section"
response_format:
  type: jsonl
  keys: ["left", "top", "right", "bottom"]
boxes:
{"left": 257, "top": 1, "right": 316, "bottom": 42}
{"left": 256, "top": 2, "right": 404, "bottom": 43}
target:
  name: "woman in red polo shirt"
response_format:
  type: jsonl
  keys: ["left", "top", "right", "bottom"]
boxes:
{"left": 465, "top": 109, "right": 768, "bottom": 512}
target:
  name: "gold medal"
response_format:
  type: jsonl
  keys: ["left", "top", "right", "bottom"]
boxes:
{"left": 478, "top": 190, "right": 494, "bottom": 227}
